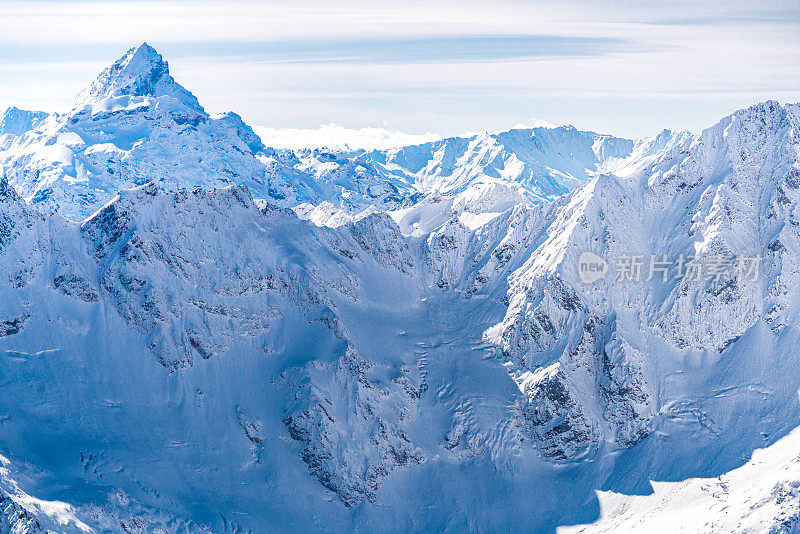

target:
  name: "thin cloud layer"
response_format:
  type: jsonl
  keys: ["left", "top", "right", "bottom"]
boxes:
{"left": 253, "top": 124, "right": 441, "bottom": 151}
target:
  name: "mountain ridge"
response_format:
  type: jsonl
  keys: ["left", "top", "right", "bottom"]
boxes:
{"left": 0, "top": 43, "right": 697, "bottom": 223}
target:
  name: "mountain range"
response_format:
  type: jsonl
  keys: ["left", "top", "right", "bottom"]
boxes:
{"left": 0, "top": 43, "right": 799, "bottom": 533}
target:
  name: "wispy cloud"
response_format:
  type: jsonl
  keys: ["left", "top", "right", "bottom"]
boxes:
{"left": 0, "top": 35, "right": 645, "bottom": 66}
{"left": 253, "top": 124, "right": 440, "bottom": 151}
{"left": 176, "top": 35, "right": 636, "bottom": 65}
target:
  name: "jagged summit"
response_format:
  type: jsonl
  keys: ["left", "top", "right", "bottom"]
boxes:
{"left": 73, "top": 42, "right": 204, "bottom": 112}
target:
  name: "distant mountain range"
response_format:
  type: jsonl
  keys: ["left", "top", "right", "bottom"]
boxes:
{"left": 0, "top": 43, "right": 691, "bottom": 221}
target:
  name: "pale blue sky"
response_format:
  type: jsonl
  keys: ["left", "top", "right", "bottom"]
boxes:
{"left": 1, "top": 0, "right": 798, "bottom": 139}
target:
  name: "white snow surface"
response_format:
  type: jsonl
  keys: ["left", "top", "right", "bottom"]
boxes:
{"left": 563, "top": 424, "right": 800, "bottom": 533}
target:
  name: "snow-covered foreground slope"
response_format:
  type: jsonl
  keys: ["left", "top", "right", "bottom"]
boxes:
{"left": 0, "top": 176, "right": 581, "bottom": 531}
{"left": 563, "top": 424, "right": 800, "bottom": 533}
{"left": 2, "top": 43, "right": 800, "bottom": 533}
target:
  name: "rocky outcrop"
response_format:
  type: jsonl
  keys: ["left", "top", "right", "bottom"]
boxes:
{"left": 281, "top": 345, "right": 423, "bottom": 506}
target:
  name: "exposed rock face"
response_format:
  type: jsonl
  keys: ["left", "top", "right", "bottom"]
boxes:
{"left": 350, "top": 212, "right": 416, "bottom": 275}
{"left": 0, "top": 492, "right": 49, "bottom": 534}
{"left": 282, "top": 345, "right": 423, "bottom": 506}
{"left": 518, "top": 363, "right": 600, "bottom": 460}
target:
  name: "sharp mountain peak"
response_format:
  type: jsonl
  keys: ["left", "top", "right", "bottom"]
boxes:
{"left": 72, "top": 42, "right": 205, "bottom": 113}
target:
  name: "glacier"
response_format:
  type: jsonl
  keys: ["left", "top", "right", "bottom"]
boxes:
{"left": 1, "top": 43, "right": 800, "bottom": 533}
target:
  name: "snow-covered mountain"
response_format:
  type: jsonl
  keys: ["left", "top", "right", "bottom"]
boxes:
{"left": 1, "top": 43, "right": 800, "bottom": 533}
{"left": 354, "top": 126, "right": 636, "bottom": 201}
{"left": 0, "top": 45, "right": 421, "bottom": 221}
{"left": 0, "top": 107, "right": 47, "bottom": 137}
{"left": 277, "top": 127, "right": 695, "bottom": 238}
{"left": 0, "top": 44, "right": 688, "bottom": 223}
{"left": 478, "top": 100, "right": 800, "bottom": 472}
{"left": 284, "top": 125, "right": 688, "bottom": 210}
{"left": 0, "top": 44, "right": 271, "bottom": 221}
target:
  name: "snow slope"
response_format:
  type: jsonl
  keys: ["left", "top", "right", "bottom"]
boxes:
{"left": 563, "top": 424, "right": 800, "bottom": 533}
